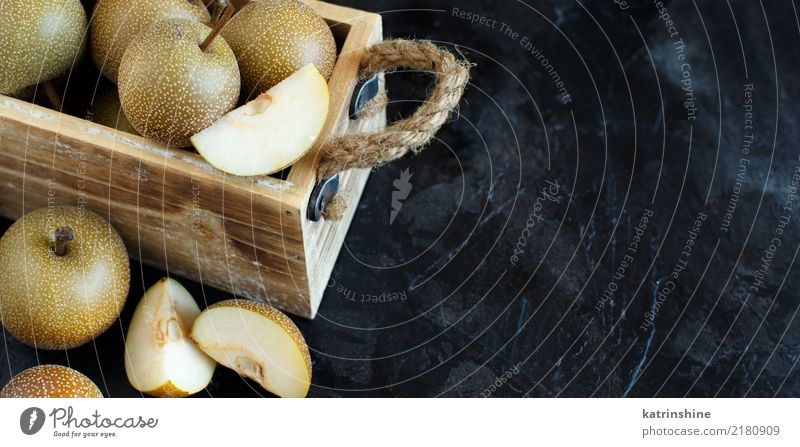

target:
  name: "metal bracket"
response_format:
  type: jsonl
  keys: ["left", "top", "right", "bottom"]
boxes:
{"left": 351, "top": 74, "right": 381, "bottom": 119}
{"left": 308, "top": 75, "right": 381, "bottom": 221}
{"left": 307, "top": 174, "right": 340, "bottom": 222}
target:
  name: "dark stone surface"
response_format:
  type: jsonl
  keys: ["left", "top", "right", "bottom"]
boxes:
{"left": 2, "top": 0, "right": 800, "bottom": 397}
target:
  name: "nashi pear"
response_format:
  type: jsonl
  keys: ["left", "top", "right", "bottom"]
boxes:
{"left": 89, "top": 85, "right": 139, "bottom": 135}
{"left": 0, "top": 0, "right": 88, "bottom": 94}
{"left": 118, "top": 19, "right": 240, "bottom": 147}
{"left": 89, "top": 0, "right": 210, "bottom": 83}
{"left": 221, "top": 0, "right": 337, "bottom": 99}
{"left": 0, "top": 206, "right": 130, "bottom": 349}
{"left": 1, "top": 365, "right": 103, "bottom": 398}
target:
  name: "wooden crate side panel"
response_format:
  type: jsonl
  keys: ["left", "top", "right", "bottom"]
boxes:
{"left": 0, "top": 111, "right": 305, "bottom": 243}
{"left": 0, "top": 168, "right": 313, "bottom": 314}
{"left": 0, "top": 108, "right": 313, "bottom": 316}
{"left": 0, "top": 96, "right": 299, "bottom": 197}
{"left": 303, "top": 19, "right": 385, "bottom": 318}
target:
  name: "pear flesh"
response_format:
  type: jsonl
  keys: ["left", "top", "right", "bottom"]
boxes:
{"left": 124, "top": 278, "right": 216, "bottom": 397}
{"left": 191, "top": 300, "right": 312, "bottom": 398}
{"left": 0, "top": 0, "right": 88, "bottom": 94}
{"left": 191, "top": 63, "right": 329, "bottom": 176}
{"left": 89, "top": 0, "right": 210, "bottom": 83}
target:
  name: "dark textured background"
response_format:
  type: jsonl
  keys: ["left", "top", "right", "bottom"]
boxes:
{"left": 2, "top": 0, "right": 800, "bottom": 397}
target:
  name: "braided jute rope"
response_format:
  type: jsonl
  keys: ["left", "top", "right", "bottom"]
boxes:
{"left": 319, "top": 39, "right": 471, "bottom": 220}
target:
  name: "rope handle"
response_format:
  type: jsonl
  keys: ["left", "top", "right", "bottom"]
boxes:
{"left": 318, "top": 39, "right": 471, "bottom": 219}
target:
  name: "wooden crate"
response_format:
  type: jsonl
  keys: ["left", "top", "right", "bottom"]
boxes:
{"left": 0, "top": 1, "right": 384, "bottom": 319}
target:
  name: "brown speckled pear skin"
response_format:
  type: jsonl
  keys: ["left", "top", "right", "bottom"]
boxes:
{"left": 202, "top": 299, "right": 313, "bottom": 380}
{"left": 90, "top": 0, "right": 210, "bottom": 83}
{"left": 118, "top": 19, "right": 240, "bottom": 148}
{"left": 0, "top": 0, "right": 88, "bottom": 94}
{"left": 1, "top": 365, "right": 103, "bottom": 398}
{"left": 0, "top": 207, "right": 130, "bottom": 350}
{"left": 145, "top": 381, "right": 190, "bottom": 398}
{"left": 89, "top": 86, "right": 139, "bottom": 135}
{"left": 221, "top": 0, "right": 337, "bottom": 99}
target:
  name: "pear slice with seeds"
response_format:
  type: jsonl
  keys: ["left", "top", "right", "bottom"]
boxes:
{"left": 190, "top": 299, "right": 312, "bottom": 398}
{"left": 124, "top": 278, "right": 215, "bottom": 397}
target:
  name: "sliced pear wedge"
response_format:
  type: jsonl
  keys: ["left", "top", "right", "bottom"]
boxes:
{"left": 191, "top": 63, "right": 330, "bottom": 176}
{"left": 124, "top": 278, "right": 216, "bottom": 397}
{"left": 190, "top": 299, "right": 312, "bottom": 398}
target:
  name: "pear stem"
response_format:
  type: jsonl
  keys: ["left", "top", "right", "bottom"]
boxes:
{"left": 209, "top": 0, "right": 228, "bottom": 27}
{"left": 51, "top": 226, "right": 74, "bottom": 257}
{"left": 200, "top": 1, "right": 234, "bottom": 52}
{"left": 43, "top": 82, "right": 62, "bottom": 111}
